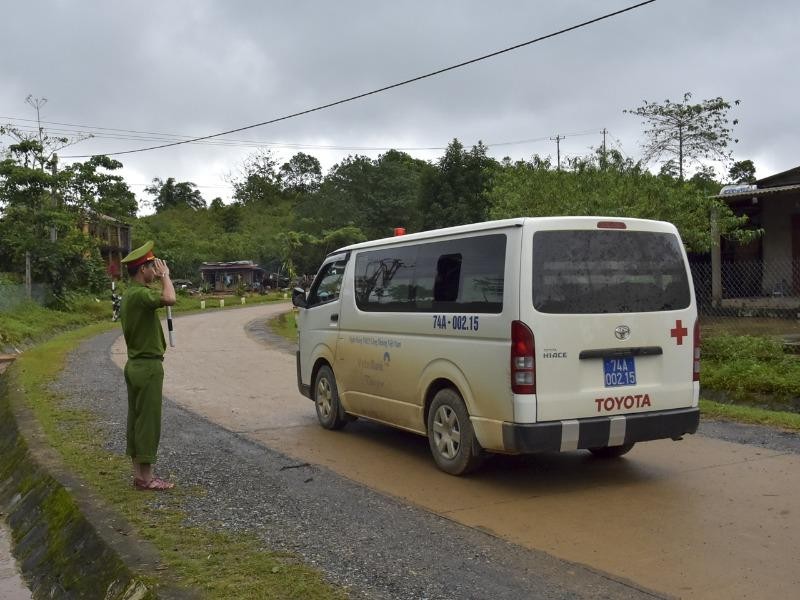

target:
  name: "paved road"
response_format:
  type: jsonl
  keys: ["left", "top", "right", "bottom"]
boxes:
{"left": 103, "top": 304, "right": 799, "bottom": 599}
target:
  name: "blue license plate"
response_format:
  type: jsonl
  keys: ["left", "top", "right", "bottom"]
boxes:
{"left": 603, "top": 357, "right": 636, "bottom": 387}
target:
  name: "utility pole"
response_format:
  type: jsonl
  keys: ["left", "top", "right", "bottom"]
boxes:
{"left": 50, "top": 154, "right": 58, "bottom": 242}
{"left": 601, "top": 128, "right": 608, "bottom": 164}
{"left": 550, "top": 134, "right": 563, "bottom": 170}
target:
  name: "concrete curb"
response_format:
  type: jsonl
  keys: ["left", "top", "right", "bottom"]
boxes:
{"left": 0, "top": 369, "right": 193, "bottom": 599}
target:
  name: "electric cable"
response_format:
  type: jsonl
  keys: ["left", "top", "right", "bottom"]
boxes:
{"left": 59, "top": 1, "right": 656, "bottom": 158}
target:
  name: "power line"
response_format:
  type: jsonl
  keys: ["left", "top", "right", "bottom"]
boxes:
{"left": 5, "top": 119, "right": 606, "bottom": 154}
{"left": 61, "top": 1, "right": 656, "bottom": 159}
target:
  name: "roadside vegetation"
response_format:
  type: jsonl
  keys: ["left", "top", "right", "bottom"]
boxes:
{"left": 5, "top": 323, "right": 344, "bottom": 599}
{"left": 700, "top": 334, "right": 800, "bottom": 419}
{"left": 0, "top": 290, "right": 287, "bottom": 350}
{"left": 269, "top": 309, "right": 298, "bottom": 342}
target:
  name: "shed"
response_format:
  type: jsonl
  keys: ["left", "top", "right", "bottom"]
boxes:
{"left": 199, "top": 261, "right": 265, "bottom": 292}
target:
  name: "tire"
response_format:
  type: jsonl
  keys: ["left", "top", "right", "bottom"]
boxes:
{"left": 313, "top": 365, "right": 348, "bottom": 430}
{"left": 427, "top": 388, "right": 484, "bottom": 475}
{"left": 588, "top": 442, "right": 635, "bottom": 458}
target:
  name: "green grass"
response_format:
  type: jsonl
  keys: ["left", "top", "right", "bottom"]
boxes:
{"left": 268, "top": 310, "right": 298, "bottom": 342}
{"left": 700, "top": 398, "right": 800, "bottom": 431}
{"left": 5, "top": 323, "right": 344, "bottom": 599}
{"left": 0, "top": 290, "right": 288, "bottom": 350}
{"left": 701, "top": 334, "right": 800, "bottom": 401}
{"left": 0, "top": 297, "right": 109, "bottom": 348}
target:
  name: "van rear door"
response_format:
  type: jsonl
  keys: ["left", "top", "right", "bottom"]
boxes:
{"left": 522, "top": 221, "right": 696, "bottom": 423}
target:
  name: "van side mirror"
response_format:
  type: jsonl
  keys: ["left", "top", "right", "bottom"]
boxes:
{"left": 291, "top": 287, "right": 307, "bottom": 308}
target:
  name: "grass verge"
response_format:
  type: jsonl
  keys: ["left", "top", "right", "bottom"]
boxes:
{"left": 699, "top": 398, "right": 800, "bottom": 431}
{"left": 0, "top": 290, "right": 288, "bottom": 350}
{"left": 268, "top": 310, "right": 298, "bottom": 342}
{"left": 6, "top": 323, "right": 344, "bottom": 599}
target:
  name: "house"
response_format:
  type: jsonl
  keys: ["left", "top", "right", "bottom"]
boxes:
{"left": 707, "top": 165, "right": 800, "bottom": 310}
{"left": 199, "top": 261, "right": 265, "bottom": 292}
{"left": 82, "top": 214, "right": 131, "bottom": 280}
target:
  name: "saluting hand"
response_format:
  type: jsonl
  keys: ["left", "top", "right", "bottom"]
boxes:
{"left": 152, "top": 258, "right": 170, "bottom": 279}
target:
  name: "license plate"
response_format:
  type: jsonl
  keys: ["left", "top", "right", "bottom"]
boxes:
{"left": 603, "top": 357, "right": 636, "bottom": 387}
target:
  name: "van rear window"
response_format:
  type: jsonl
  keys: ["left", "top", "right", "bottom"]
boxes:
{"left": 532, "top": 230, "right": 691, "bottom": 314}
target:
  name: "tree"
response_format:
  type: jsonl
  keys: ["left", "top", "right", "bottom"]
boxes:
{"left": 0, "top": 95, "right": 92, "bottom": 171}
{"left": 625, "top": 92, "right": 740, "bottom": 180}
{"left": 487, "top": 148, "right": 753, "bottom": 253}
{"left": 0, "top": 139, "right": 107, "bottom": 301}
{"left": 728, "top": 159, "right": 756, "bottom": 184}
{"left": 64, "top": 155, "right": 137, "bottom": 220}
{"left": 359, "top": 150, "right": 429, "bottom": 238}
{"left": 145, "top": 177, "right": 206, "bottom": 212}
{"left": 279, "top": 152, "right": 322, "bottom": 195}
{"left": 419, "top": 139, "right": 498, "bottom": 229}
{"left": 298, "top": 154, "right": 372, "bottom": 233}
{"left": 229, "top": 149, "right": 283, "bottom": 206}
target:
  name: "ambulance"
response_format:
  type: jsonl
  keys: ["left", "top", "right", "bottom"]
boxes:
{"left": 292, "top": 217, "right": 700, "bottom": 475}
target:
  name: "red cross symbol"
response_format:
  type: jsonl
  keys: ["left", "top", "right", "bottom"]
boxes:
{"left": 670, "top": 319, "right": 688, "bottom": 345}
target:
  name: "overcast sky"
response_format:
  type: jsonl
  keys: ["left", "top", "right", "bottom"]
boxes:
{"left": 1, "top": 1, "right": 797, "bottom": 212}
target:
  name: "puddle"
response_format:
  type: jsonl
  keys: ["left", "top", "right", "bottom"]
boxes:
{"left": 0, "top": 520, "right": 31, "bottom": 600}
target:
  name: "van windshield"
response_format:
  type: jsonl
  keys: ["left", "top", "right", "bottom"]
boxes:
{"left": 532, "top": 230, "right": 691, "bottom": 314}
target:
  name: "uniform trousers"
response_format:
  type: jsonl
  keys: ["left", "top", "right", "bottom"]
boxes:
{"left": 123, "top": 358, "right": 164, "bottom": 464}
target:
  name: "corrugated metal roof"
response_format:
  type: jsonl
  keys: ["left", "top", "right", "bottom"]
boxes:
{"left": 713, "top": 183, "right": 800, "bottom": 199}
{"left": 199, "top": 261, "right": 263, "bottom": 270}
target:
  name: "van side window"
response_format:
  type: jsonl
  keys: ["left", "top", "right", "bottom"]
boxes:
{"left": 354, "top": 247, "right": 417, "bottom": 311}
{"left": 355, "top": 234, "right": 506, "bottom": 313}
{"left": 307, "top": 260, "right": 346, "bottom": 307}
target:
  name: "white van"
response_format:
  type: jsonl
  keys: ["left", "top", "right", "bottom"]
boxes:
{"left": 292, "top": 217, "right": 700, "bottom": 475}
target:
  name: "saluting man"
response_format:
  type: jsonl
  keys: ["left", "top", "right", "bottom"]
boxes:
{"left": 119, "top": 241, "right": 176, "bottom": 491}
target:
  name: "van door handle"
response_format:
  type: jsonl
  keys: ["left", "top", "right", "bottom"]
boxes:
{"left": 330, "top": 313, "right": 339, "bottom": 322}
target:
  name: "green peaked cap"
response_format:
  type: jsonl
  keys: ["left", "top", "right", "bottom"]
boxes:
{"left": 121, "top": 240, "right": 155, "bottom": 265}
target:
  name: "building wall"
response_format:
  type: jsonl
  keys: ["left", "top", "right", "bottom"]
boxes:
{"left": 761, "top": 193, "right": 799, "bottom": 292}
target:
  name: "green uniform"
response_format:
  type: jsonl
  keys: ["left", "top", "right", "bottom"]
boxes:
{"left": 120, "top": 282, "right": 166, "bottom": 463}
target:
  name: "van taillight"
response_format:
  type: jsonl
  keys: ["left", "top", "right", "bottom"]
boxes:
{"left": 693, "top": 320, "right": 701, "bottom": 382}
{"left": 511, "top": 320, "right": 535, "bottom": 394}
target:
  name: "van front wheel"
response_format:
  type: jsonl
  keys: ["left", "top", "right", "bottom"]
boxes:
{"left": 589, "top": 443, "right": 635, "bottom": 458}
{"left": 314, "top": 365, "right": 348, "bottom": 430}
{"left": 427, "top": 388, "right": 484, "bottom": 475}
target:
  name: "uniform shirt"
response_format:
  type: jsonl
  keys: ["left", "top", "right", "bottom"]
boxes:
{"left": 120, "top": 282, "right": 166, "bottom": 359}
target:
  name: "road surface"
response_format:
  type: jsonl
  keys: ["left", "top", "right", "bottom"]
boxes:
{"left": 110, "top": 303, "right": 800, "bottom": 599}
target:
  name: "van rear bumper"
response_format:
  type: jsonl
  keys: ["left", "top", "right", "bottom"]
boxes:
{"left": 502, "top": 407, "right": 700, "bottom": 453}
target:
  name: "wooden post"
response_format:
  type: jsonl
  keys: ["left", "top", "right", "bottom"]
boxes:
{"left": 710, "top": 205, "right": 722, "bottom": 308}
{"left": 25, "top": 251, "right": 32, "bottom": 300}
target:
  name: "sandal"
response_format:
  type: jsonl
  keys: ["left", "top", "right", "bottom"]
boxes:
{"left": 133, "top": 477, "right": 175, "bottom": 491}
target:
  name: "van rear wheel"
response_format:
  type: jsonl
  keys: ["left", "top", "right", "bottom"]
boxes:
{"left": 589, "top": 443, "right": 635, "bottom": 458}
{"left": 427, "top": 388, "right": 484, "bottom": 475}
{"left": 314, "top": 365, "right": 348, "bottom": 430}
